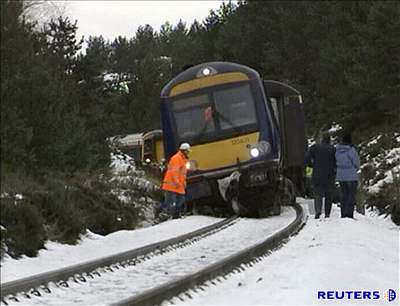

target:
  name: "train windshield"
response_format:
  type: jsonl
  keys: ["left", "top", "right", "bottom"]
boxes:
{"left": 171, "top": 83, "right": 257, "bottom": 143}
{"left": 172, "top": 94, "right": 216, "bottom": 140}
{"left": 213, "top": 84, "right": 257, "bottom": 130}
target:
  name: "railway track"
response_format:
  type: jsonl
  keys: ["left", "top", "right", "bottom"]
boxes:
{"left": 1, "top": 203, "right": 305, "bottom": 306}
{"left": 0, "top": 216, "right": 238, "bottom": 305}
{"left": 115, "top": 203, "right": 305, "bottom": 306}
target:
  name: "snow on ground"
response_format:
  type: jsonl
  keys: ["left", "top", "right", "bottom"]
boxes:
{"left": 6, "top": 208, "right": 296, "bottom": 305}
{"left": 1, "top": 199, "right": 398, "bottom": 305}
{"left": 175, "top": 198, "right": 399, "bottom": 305}
{"left": 0, "top": 216, "right": 223, "bottom": 283}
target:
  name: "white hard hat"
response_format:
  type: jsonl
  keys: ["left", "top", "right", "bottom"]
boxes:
{"left": 179, "top": 143, "right": 192, "bottom": 151}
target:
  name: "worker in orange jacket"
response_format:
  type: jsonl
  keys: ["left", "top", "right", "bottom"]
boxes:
{"left": 159, "top": 143, "right": 191, "bottom": 219}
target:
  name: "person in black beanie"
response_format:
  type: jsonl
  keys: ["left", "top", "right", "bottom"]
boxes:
{"left": 305, "top": 132, "right": 336, "bottom": 219}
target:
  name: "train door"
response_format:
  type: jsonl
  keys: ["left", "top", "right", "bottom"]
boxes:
{"left": 264, "top": 80, "right": 306, "bottom": 194}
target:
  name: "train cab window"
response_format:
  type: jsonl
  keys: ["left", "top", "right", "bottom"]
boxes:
{"left": 213, "top": 84, "right": 257, "bottom": 130}
{"left": 144, "top": 139, "right": 153, "bottom": 155}
{"left": 172, "top": 94, "right": 216, "bottom": 140}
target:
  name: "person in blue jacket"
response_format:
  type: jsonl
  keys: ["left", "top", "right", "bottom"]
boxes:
{"left": 335, "top": 133, "right": 360, "bottom": 218}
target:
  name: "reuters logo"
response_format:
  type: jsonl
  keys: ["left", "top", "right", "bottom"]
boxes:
{"left": 317, "top": 289, "right": 397, "bottom": 302}
{"left": 383, "top": 289, "right": 396, "bottom": 302}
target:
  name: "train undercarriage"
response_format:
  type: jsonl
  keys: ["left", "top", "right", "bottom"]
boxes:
{"left": 186, "top": 161, "right": 296, "bottom": 218}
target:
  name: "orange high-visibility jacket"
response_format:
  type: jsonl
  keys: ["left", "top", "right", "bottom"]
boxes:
{"left": 161, "top": 151, "right": 188, "bottom": 194}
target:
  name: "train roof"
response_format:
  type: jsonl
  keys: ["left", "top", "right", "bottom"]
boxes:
{"left": 143, "top": 129, "right": 163, "bottom": 139}
{"left": 108, "top": 133, "right": 144, "bottom": 146}
{"left": 263, "top": 80, "right": 300, "bottom": 96}
{"left": 161, "top": 62, "right": 261, "bottom": 97}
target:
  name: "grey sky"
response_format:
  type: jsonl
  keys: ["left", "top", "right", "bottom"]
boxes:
{"left": 65, "top": 1, "right": 225, "bottom": 42}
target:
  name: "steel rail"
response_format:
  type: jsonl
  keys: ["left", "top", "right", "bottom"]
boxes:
{"left": 112, "top": 203, "right": 306, "bottom": 306}
{"left": 1, "top": 216, "right": 238, "bottom": 299}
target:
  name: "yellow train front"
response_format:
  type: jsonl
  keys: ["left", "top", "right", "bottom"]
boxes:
{"left": 141, "top": 129, "right": 165, "bottom": 176}
{"left": 160, "top": 62, "right": 294, "bottom": 217}
{"left": 142, "top": 129, "right": 164, "bottom": 163}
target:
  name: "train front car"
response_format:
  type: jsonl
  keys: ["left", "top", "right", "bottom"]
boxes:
{"left": 160, "top": 62, "right": 282, "bottom": 217}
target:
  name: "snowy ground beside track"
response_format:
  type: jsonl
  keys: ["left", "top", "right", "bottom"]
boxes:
{"left": 1, "top": 216, "right": 223, "bottom": 283}
{"left": 2, "top": 208, "right": 296, "bottom": 306}
{"left": 174, "top": 198, "right": 399, "bottom": 305}
{"left": 1, "top": 198, "right": 398, "bottom": 305}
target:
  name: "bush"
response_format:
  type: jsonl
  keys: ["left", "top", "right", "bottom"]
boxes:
{"left": 0, "top": 171, "right": 142, "bottom": 258}
{"left": 73, "top": 179, "right": 140, "bottom": 235}
{"left": 36, "top": 173, "right": 141, "bottom": 240}
{"left": 358, "top": 132, "right": 400, "bottom": 224}
{"left": 364, "top": 178, "right": 400, "bottom": 224}
{"left": 1, "top": 196, "right": 46, "bottom": 258}
{"left": 26, "top": 176, "right": 86, "bottom": 244}
{"left": 389, "top": 178, "right": 400, "bottom": 225}
{"left": 1, "top": 225, "right": 7, "bottom": 260}
{"left": 391, "top": 200, "right": 400, "bottom": 225}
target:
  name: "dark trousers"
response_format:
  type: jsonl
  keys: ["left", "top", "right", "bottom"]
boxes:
{"left": 304, "top": 177, "right": 313, "bottom": 198}
{"left": 161, "top": 191, "right": 185, "bottom": 218}
{"left": 339, "top": 181, "right": 358, "bottom": 218}
{"left": 313, "top": 183, "right": 333, "bottom": 217}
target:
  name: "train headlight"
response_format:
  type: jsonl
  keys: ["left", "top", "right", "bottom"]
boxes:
{"left": 145, "top": 158, "right": 151, "bottom": 164}
{"left": 250, "top": 148, "right": 260, "bottom": 158}
{"left": 196, "top": 66, "right": 217, "bottom": 78}
{"left": 202, "top": 68, "right": 211, "bottom": 76}
{"left": 186, "top": 160, "right": 198, "bottom": 171}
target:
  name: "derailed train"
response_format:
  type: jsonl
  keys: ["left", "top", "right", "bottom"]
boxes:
{"left": 160, "top": 62, "right": 306, "bottom": 217}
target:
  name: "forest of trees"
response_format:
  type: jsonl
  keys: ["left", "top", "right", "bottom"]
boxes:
{"left": 1, "top": 0, "right": 399, "bottom": 256}
{"left": 2, "top": 0, "right": 399, "bottom": 177}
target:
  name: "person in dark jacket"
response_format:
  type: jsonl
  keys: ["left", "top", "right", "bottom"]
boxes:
{"left": 305, "top": 132, "right": 336, "bottom": 219}
{"left": 335, "top": 133, "right": 360, "bottom": 218}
